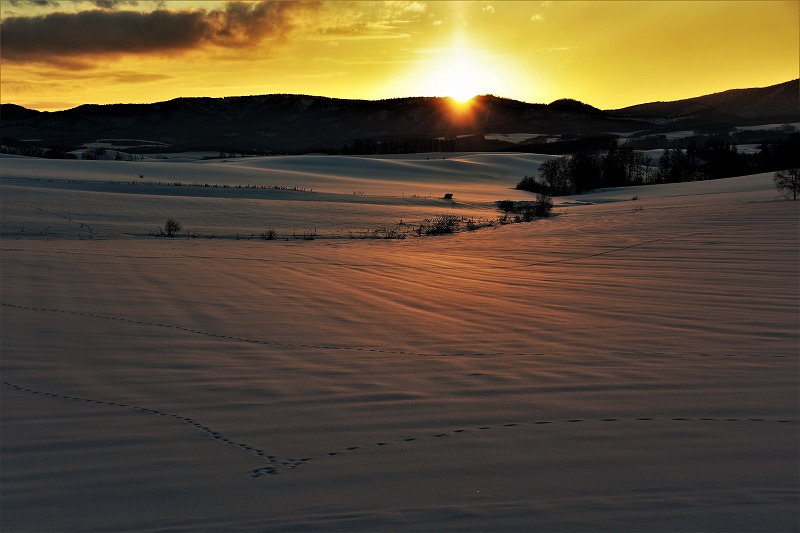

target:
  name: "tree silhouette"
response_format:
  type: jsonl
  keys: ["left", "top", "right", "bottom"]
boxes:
{"left": 163, "top": 218, "right": 182, "bottom": 236}
{"left": 774, "top": 168, "right": 799, "bottom": 200}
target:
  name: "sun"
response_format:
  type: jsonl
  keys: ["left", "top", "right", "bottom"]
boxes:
{"left": 391, "top": 40, "right": 512, "bottom": 103}
{"left": 445, "top": 55, "right": 481, "bottom": 102}
{"left": 438, "top": 49, "right": 488, "bottom": 102}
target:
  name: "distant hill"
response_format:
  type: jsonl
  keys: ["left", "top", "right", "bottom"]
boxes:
{"left": 610, "top": 79, "right": 799, "bottom": 125}
{"left": 2, "top": 80, "right": 798, "bottom": 153}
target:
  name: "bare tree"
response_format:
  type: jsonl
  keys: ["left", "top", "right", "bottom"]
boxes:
{"left": 774, "top": 168, "right": 799, "bottom": 200}
{"left": 163, "top": 218, "right": 182, "bottom": 236}
{"left": 538, "top": 156, "right": 572, "bottom": 195}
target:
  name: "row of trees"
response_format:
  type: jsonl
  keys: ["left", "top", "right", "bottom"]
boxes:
{"left": 657, "top": 140, "right": 751, "bottom": 183}
{"left": 522, "top": 135, "right": 799, "bottom": 196}
{"left": 1, "top": 145, "right": 149, "bottom": 161}
{"left": 341, "top": 137, "right": 460, "bottom": 154}
{"left": 531, "top": 147, "right": 655, "bottom": 195}
{"left": 0, "top": 146, "right": 77, "bottom": 159}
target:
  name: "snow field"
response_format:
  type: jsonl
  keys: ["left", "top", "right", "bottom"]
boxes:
{"left": 1, "top": 153, "right": 797, "bottom": 531}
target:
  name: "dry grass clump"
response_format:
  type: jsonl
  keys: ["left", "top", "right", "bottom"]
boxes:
{"left": 415, "top": 213, "right": 462, "bottom": 236}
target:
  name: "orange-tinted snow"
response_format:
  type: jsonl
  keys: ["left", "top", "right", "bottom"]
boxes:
{"left": 1, "top": 155, "right": 797, "bottom": 530}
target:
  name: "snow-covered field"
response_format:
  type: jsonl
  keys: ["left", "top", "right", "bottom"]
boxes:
{"left": 1, "top": 153, "right": 798, "bottom": 531}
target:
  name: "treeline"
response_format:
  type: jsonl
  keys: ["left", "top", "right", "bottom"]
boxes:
{"left": 340, "top": 135, "right": 513, "bottom": 154}
{"left": 0, "top": 145, "right": 143, "bottom": 160}
{"left": 0, "top": 145, "right": 78, "bottom": 159}
{"left": 341, "top": 137, "right": 460, "bottom": 154}
{"left": 521, "top": 134, "right": 799, "bottom": 195}
{"left": 512, "top": 134, "right": 621, "bottom": 155}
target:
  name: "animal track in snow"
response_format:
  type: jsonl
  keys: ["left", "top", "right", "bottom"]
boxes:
{"left": 0, "top": 380, "right": 293, "bottom": 476}
{"left": 0, "top": 203, "right": 97, "bottom": 239}
{"left": 4, "top": 379, "right": 796, "bottom": 479}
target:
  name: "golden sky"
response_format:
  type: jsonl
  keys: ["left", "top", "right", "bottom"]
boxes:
{"left": 1, "top": 0, "right": 798, "bottom": 111}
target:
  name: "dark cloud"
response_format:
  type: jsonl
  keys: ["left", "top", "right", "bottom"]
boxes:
{"left": 7, "top": 0, "right": 61, "bottom": 7}
{"left": 0, "top": 1, "right": 311, "bottom": 65}
{"left": 1, "top": 9, "right": 207, "bottom": 60}
{"left": 89, "top": 0, "right": 140, "bottom": 9}
{"left": 5, "top": 1, "right": 141, "bottom": 9}
{"left": 205, "top": 0, "right": 307, "bottom": 47}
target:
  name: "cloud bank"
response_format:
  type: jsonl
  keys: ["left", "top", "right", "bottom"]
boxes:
{"left": 1, "top": 1, "right": 312, "bottom": 65}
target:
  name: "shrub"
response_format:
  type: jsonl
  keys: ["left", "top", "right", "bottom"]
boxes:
{"left": 495, "top": 195, "right": 552, "bottom": 220}
{"left": 516, "top": 175, "right": 551, "bottom": 195}
{"left": 496, "top": 199, "right": 516, "bottom": 213}
{"left": 534, "top": 193, "right": 553, "bottom": 218}
{"left": 261, "top": 228, "right": 277, "bottom": 240}
{"left": 163, "top": 218, "right": 181, "bottom": 237}
{"left": 518, "top": 205, "right": 537, "bottom": 222}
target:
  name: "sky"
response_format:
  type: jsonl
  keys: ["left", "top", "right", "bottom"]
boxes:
{"left": 1, "top": 0, "right": 798, "bottom": 111}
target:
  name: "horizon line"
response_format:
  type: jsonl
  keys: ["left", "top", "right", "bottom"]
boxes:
{"left": 2, "top": 78, "right": 797, "bottom": 114}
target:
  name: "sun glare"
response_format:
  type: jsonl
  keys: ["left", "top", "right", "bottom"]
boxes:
{"left": 391, "top": 38, "right": 513, "bottom": 103}
{"left": 446, "top": 56, "right": 479, "bottom": 102}
{"left": 441, "top": 49, "right": 487, "bottom": 102}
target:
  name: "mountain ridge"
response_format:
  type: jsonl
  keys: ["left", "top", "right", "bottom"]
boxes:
{"left": 610, "top": 79, "right": 799, "bottom": 120}
{"left": 2, "top": 80, "right": 797, "bottom": 153}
